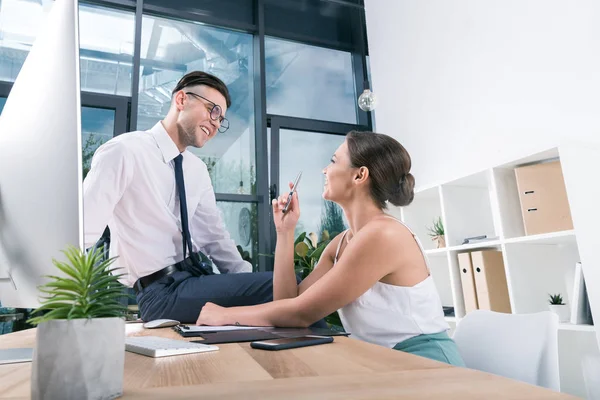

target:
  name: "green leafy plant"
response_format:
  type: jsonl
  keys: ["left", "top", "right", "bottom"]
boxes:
{"left": 28, "top": 246, "right": 129, "bottom": 325}
{"left": 548, "top": 293, "right": 564, "bottom": 305}
{"left": 427, "top": 217, "right": 445, "bottom": 237}
{"left": 293, "top": 231, "right": 330, "bottom": 280}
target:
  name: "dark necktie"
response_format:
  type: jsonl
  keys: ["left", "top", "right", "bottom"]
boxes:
{"left": 173, "top": 154, "right": 213, "bottom": 275}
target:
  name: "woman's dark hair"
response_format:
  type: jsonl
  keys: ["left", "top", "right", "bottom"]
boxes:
{"left": 346, "top": 131, "right": 415, "bottom": 209}
{"left": 172, "top": 71, "right": 231, "bottom": 108}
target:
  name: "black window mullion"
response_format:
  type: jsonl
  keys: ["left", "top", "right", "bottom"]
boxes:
{"left": 254, "top": 0, "right": 271, "bottom": 272}
{"left": 129, "top": 0, "right": 144, "bottom": 131}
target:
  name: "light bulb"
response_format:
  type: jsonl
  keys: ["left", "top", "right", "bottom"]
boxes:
{"left": 358, "top": 89, "right": 377, "bottom": 112}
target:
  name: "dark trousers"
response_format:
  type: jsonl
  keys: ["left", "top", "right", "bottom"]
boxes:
{"left": 136, "top": 270, "right": 275, "bottom": 323}
{"left": 137, "top": 270, "right": 328, "bottom": 328}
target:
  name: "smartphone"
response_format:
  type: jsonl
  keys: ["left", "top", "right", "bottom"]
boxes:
{"left": 250, "top": 335, "right": 333, "bottom": 351}
{"left": 282, "top": 171, "right": 303, "bottom": 214}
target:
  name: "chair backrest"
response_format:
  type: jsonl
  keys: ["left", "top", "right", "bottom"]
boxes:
{"left": 452, "top": 310, "right": 560, "bottom": 391}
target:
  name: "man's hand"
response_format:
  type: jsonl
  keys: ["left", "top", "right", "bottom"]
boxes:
{"left": 196, "top": 302, "right": 231, "bottom": 326}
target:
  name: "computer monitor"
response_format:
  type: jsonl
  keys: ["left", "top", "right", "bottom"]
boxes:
{"left": 0, "top": 0, "right": 83, "bottom": 309}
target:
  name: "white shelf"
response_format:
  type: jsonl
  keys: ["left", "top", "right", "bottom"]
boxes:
{"left": 445, "top": 319, "right": 595, "bottom": 332}
{"left": 558, "top": 323, "right": 596, "bottom": 332}
{"left": 448, "top": 240, "right": 502, "bottom": 252}
{"left": 504, "top": 230, "right": 576, "bottom": 245}
{"left": 402, "top": 144, "right": 600, "bottom": 397}
{"left": 401, "top": 187, "right": 444, "bottom": 251}
{"left": 424, "top": 248, "right": 448, "bottom": 256}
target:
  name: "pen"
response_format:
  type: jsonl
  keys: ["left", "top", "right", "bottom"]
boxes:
{"left": 282, "top": 171, "right": 302, "bottom": 214}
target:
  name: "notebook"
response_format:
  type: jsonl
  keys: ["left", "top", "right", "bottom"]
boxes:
{"left": 187, "top": 327, "right": 349, "bottom": 345}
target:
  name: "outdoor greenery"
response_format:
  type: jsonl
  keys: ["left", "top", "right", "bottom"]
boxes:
{"left": 318, "top": 200, "right": 346, "bottom": 239}
{"left": 82, "top": 133, "right": 106, "bottom": 179}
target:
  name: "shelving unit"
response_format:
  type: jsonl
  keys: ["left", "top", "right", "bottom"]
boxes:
{"left": 396, "top": 144, "right": 600, "bottom": 397}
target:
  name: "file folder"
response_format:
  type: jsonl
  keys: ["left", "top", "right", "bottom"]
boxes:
{"left": 471, "top": 250, "right": 512, "bottom": 313}
{"left": 458, "top": 252, "right": 479, "bottom": 314}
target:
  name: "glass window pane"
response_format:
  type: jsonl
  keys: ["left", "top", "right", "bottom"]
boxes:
{"left": 216, "top": 201, "right": 259, "bottom": 271}
{"left": 81, "top": 107, "right": 115, "bottom": 179}
{"left": 78, "top": 4, "right": 135, "bottom": 95}
{"left": 278, "top": 129, "right": 347, "bottom": 238}
{"left": 265, "top": 37, "right": 357, "bottom": 124}
{"left": 0, "top": 97, "right": 6, "bottom": 113}
{"left": 264, "top": 0, "right": 362, "bottom": 50}
{"left": 143, "top": 0, "right": 254, "bottom": 27}
{"left": 0, "top": 1, "right": 134, "bottom": 96}
{"left": 137, "top": 15, "right": 255, "bottom": 195}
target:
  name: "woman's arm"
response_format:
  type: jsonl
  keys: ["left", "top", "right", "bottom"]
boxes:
{"left": 198, "top": 220, "right": 406, "bottom": 327}
{"left": 272, "top": 230, "right": 298, "bottom": 300}
{"left": 271, "top": 184, "right": 339, "bottom": 300}
{"left": 274, "top": 227, "right": 343, "bottom": 300}
{"left": 271, "top": 184, "right": 301, "bottom": 300}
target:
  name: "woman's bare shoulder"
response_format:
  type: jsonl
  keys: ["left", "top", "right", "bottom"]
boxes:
{"left": 365, "top": 216, "right": 414, "bottom": 242}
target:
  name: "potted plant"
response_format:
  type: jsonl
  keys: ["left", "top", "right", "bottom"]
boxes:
{"left": 548, "top": 293, "right": 569, "bottom": 323}
{"left": 427, "top": 217, "right": 446, "bottom": 248}
{"left": 28, "top": 246, "right": 128, "bottom": 400}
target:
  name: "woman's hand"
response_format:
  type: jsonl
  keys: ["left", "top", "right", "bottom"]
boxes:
{"left": 272, "top": 182, "right": 300, "bottom": 234}
{"left": 196, "top": 302, "right": 231, "bottom": 326}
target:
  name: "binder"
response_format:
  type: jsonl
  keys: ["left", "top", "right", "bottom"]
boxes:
{"left": 514, "top": 160, "right": 573, "bottom": 235}
{"left": 458, "top": 252, "right": 479, "bottom": 314}
{"left": 471, "top": 250, "right": 512, "bottom": 313}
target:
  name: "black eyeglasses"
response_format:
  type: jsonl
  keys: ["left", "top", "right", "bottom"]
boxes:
{"left": 185, "top": 92, "right": 230, "bottom": 133}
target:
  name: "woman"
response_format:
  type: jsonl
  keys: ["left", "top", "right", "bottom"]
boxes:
{"left": 197, "top": 131, "right": 464, "bottom": 366}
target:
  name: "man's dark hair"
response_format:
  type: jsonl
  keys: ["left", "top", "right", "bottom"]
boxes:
{"left": 172, "top": 71, "right": 231, "bottom": 108}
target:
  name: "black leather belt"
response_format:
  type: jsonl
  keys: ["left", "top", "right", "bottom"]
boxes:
{"left": 133, "top": 264, "right": 180, "bottom": 295}
{"left": 133, "top": 251, "right": 214, "bottom": 295}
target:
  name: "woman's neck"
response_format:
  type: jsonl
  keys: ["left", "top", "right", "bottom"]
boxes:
{"left": 341, "top": 195, "right": 385, "bottom": 239}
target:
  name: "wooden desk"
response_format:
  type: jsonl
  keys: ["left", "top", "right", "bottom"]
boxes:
{"left": 0, "top": 324, "right": 576, "bottom": 399}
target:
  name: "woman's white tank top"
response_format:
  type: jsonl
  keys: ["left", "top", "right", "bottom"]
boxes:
{"left": 335, "top": 217, "right": 449, "bottom": 348}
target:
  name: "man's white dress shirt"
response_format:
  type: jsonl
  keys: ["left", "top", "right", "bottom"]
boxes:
{"left": 83, "top": 122, "right": 251, "bottom": 286}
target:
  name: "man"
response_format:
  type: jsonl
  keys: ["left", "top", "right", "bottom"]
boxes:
{"left": 83, "top": 71, "right": 274, "bottom": 323}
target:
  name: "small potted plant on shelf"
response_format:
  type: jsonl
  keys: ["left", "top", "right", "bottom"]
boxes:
{"left": 548, "top": 293, "right": 569, "bottom": 323}
{"left": 427, "top": 217, "right": 446, "bottom": 249}
{"left": 28, "top": 246, "right": 128, "bottom": 400}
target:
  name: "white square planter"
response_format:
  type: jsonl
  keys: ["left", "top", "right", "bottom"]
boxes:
{"left": 548, "top": 304, "right": 570, "bottom": 323}
{"left": 31, "top": 317, "right": 125, "bottom": 400}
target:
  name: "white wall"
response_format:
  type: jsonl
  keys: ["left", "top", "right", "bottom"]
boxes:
{"left": 365, "top": 0, "right": 600, "bottom": 188}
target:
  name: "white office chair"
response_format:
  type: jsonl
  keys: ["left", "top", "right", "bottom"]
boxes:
{"left": 582, "top": 355, "right": 600, "bottom": 399}
{"left": 452, "top": 310, "right": 560, "bottom": 391}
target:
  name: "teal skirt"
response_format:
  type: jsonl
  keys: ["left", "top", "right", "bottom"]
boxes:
{"left": 393, "top": 331, "right": 465, "bottom": 367}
